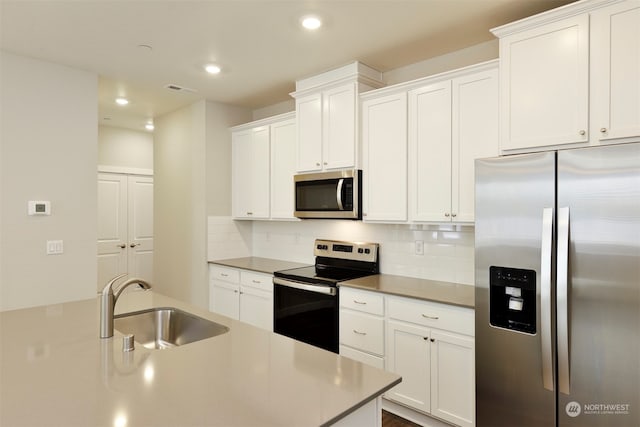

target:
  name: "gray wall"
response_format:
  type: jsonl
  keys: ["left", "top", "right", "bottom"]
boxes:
{"left": 153, "top": 100, "right": 250, "bottom": 309}
{"left": 0, "top": 51, "right": 98, "bottom": 311}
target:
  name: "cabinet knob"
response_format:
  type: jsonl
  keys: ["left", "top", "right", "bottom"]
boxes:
{"left": 316, "top": 162, "right": 321, "bottom": 167}
{"left": 430, "top": 338, "right": 436, "bottom": 343}
{"left": 600, "top": 127, "right": 607, "bottom": 133}
{"left": 130, "top": 243, "right": 140, "bottom": 248}
{"left": 579, "top": 130, "right": 586, "bottom": 136}
{"left": 247, "top": 212, "right": 253, "bottom": 215}
{"left": 117, "top": 244, "right": 126, "bottom": 249}
{"left": 444, "top": 213, "right": 450, "bottom": 217}
{"left": 451, "top": 213, "right": 457, "bottom": 218}
{"left": 323, "top": 162, "right": 328, "bottom": 166}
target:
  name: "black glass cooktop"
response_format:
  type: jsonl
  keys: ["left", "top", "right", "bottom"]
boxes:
{"left": 274, "top": 265, "right": 375, "bottom": 286}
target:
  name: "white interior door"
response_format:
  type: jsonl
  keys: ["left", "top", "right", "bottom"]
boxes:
{"left": 127, "top": 175, "right": 153, "bottom": 282}
{"left": 97, "top": 173, "right": 127, "bottom": 291}
{"left": 97, "top": 173, "right": 153, "bottom": 291}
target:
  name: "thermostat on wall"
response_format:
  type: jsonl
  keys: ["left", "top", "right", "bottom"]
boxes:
{"left": 28, "top": 201, "right": 51, "bottom": 216}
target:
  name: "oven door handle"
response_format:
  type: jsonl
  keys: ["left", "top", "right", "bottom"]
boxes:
{"left": 273, "top": 278, "right": 337, "bottom": 296}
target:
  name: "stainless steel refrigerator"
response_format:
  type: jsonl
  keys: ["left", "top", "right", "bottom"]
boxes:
{"left": 475, "top": 142, "right": 639, "bottom": 427}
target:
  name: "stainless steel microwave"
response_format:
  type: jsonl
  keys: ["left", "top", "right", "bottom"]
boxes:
{"left": 294, "top": 169, "right": 362, "bottom": 219}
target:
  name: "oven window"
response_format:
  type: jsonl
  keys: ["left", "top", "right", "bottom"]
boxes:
{"left": 273, "top": 284, "right": 338, "bottom": 353}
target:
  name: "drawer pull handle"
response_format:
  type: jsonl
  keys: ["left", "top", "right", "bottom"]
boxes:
{"left": 353, "top": 329, "right": 367, "bottom": 336}
{"left": 221, "top": 273, "right": 229, "bottom": 277}
{"left": 421, "top": 314, "right": 439, "bottom": 320}
{"left": 252, "top": 280, "right": 261, "bottom": 284}
{"left": 353, "top": 300, "right": 367, "bottom": 305}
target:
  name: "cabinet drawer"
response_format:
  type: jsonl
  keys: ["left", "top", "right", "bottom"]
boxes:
{"left": 340, "top": 287, "right": 384, "bottom": 315}
{"left": 340, "top": 310, "right": 384, "bottom": 356}
{"left": 387, "top": 296, "right": 474, "bottom": 336}
{"left": 209, "top": 265, "right": 240, "bottom": 283}
{"left": 240, "top": 271, "right": 273, "bottom": 292}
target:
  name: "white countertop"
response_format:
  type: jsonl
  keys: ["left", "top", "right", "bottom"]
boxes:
{"left": 0, "top": 291, "right": 399, "bottom": 426}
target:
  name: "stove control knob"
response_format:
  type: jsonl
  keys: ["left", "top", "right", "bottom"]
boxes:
{"left": 365, "top": 249, "right": 370, "bottom": 254}
{"left": 358, "top": 248, "right": 364, "bottom": 254}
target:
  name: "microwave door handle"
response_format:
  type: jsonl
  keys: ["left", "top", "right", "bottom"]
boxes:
{"left": 336, "top": 178, "right": 344, "bottom": 210}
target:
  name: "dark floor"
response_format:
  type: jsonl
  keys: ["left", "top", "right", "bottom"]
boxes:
{"left": 382, "top": 410, "right": 421, "bottom": 427}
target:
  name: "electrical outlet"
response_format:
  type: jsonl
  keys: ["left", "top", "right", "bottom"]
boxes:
{"left": 415, "top": 240, "right": 424, "bottom": 256}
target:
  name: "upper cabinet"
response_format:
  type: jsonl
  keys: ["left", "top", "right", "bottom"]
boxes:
{"left": 361, "top": 61, "right": 499, "bottom": 224}
{"left": 291, "top": 62, "right": 384, "bottom": 173}
{"left": 493, "top": 0, "right": 640, "bottom": 153}
{"left": 231, "top": 112, "right": 297, "bottom": 221}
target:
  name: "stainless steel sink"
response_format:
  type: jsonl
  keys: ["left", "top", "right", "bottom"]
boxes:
{"left": 114, "top": 307, "right": 229, "bottom": 350}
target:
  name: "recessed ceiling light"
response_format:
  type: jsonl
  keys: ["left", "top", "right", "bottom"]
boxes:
{"left": 301, "top": 15, "right": 322, "bottom": 30}
{"left": 115, "top": 97, "right": 129, "bottom": 106}
{"left": 145, "top": 122, "right": 154, "bottom": 131}
{"left": 204, "top": 64, "right": 221, "bottom": 74}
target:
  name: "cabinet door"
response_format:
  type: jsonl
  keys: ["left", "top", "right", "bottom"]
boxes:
{"left": 385, "top": 320, "right": 430, "bottom": 413}
{"left": 409, "top": 81, "right": 452, "bottom": 222}
{"left": 210, "top": 281, "right": 240, "bottom": 320}
{"left": 239, "top": 286, "right": 273, "bottom": 331}
{"left": 270, "top": 118, "right": 297, "bottom": 219}
{"left": 324, "top": 83, "right": 356, "bottom": 170}
{"left": 591, "top": 0, "right": 640, "bottom": 142}
{"left": 250, "top": 127, "right": 270, "bottom": 218}
{"left": 362, "top": 92, "right": 408, "bottom": 221}
{"left": 499, "top": 14, "right": 589, "bottom": 151}
{"left": 232, "top": 130, "right": 253, "bottom": 218}
{"left": 296, "top": 93, "right": 323, "bottom": 172}
{"left": 452, "top": 68, "right": 499, "bottom": 223}
{"left": 232, "top": 128, "right": 270, "bottom": 219}
{"left": 430, "top": 330, "right": 475, "bottom": 427}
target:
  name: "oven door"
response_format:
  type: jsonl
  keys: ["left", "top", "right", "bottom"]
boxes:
{"left": 273, "top": 277, "right": 338, "bottom": 353}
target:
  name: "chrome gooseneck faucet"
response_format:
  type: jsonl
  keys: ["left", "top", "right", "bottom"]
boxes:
{"left": 100, "top": 273, "right": 152, "bottom": 338}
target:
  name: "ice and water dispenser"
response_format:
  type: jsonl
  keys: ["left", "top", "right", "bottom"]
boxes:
{"left": 489, "top": 266, "right": 536, "bottom": 334}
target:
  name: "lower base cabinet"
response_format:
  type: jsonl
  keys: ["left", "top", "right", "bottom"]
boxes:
{"left": 209, "top": 265, "right": 273, "bottom": 331}
{"left": 339, "top": 287, "right": 475, "bottom": 427}
{"left": 385, "top": 296, "right": 475, "bottom": 427}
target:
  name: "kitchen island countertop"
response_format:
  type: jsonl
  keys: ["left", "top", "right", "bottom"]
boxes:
{"left": 0, "top": 291, "right": 400, "bottom": 426}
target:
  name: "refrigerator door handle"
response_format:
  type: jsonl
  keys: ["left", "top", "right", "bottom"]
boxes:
{"left": 557, "top": 207, "right": 570, "bottom": 394}
{"left": 541, "top": 207, "right": 554, "bottom": 391}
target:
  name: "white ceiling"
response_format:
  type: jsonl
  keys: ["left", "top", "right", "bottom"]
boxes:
{"left": 0, "top": 0, "right": 574, "bottom": 131}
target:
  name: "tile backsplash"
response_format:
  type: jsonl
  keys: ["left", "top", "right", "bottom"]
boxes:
{"left": 208, "top": 217, "right": 475, "bottom": 286}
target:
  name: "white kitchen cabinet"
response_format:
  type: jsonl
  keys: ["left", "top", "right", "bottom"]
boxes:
{"left": 292, "top": 62, "right": 384, "bottom": 173}
{"left": 232, "top": 126, "right": 270, "bottom": 219}
{"left": 385, "top": 295, "right": 475, "bottom": 427}
{"left": 494, "top": 0, "right": 639, "bottom": 153}
{"left": 209, "top": 265, "right": 274, "bottom": 331}
{"left": 270, "top": 117, "right": 297, "bottom": 219}
{"left": 409, "top": 66, "right": 499, "bottom": 223}
{"left": 591, "top": 0, "right": 640, "bottom": 142}
{"left": 295, "top": 83, "right": 358, "bottom": 172}
{"left": 361, "top": 91, "right": 408, "bottom": 222}
{"left": 231, "top": 112, "right": 297, "bottom": 221}
{"left": 496, "top": 14, "right": 589, "bottom": 151}
{"left": 339, "top": 287, "right": 386, "bottom": 369}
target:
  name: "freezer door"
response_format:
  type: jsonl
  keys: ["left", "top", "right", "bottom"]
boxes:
{"left": 475, "top": 151, "right": 556, "bottom": 427}
{"left": 557, "top": 143, "right": 640, "bottom": 427}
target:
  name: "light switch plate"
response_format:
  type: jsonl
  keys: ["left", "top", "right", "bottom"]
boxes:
{"left": 46, "top": 240, "right": 63, "bottom": 255}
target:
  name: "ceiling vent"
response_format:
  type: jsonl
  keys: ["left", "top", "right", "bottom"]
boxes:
{"left": 164, "top": 84, "right": 197, "bottom": 93}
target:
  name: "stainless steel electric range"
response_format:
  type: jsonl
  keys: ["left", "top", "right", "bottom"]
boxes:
{"left": 273, "top": 239, "right": 379, "bottom": 353}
